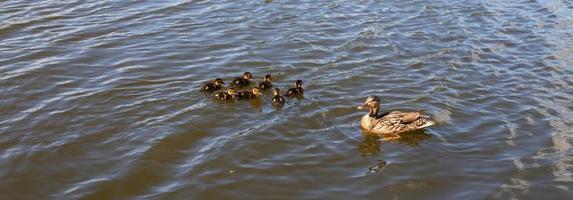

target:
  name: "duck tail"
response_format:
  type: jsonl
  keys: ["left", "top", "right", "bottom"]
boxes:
{"left": 418, "top": 119, "right": 435, "bottom": 129}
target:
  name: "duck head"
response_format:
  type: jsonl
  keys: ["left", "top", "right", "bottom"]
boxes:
{"left": 272, "top": 88, "right": 280, "bottom": 96}
{"left": 227, "top": 87, "right": 237, "bottom": 96}
{"left": 295, "top": 80, "right": 303, "bottom": 88}
{"left": 264, "top": 74, "right": 272, "bottom": 82}
{"left": 252, "top": 87, "right": 262, "bottom": 96}
{"left": 357, "top": 96, "right": 380, "bottom": 110}
{"left": 358, "top": 96, "right": 380, "bottom": 117}
{"left": 244, "top": 72, "right": 253, "bottom": 80}
{"left": 214, "top": 78, "right": 225, "bottom": 86}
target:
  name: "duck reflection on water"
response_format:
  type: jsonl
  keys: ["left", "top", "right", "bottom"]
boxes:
{"left": 357, "top": 129, "right": 432, "bottom": 157}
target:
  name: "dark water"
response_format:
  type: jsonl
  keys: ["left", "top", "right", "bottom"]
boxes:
{"left": 1, "top": 0, "right": 572, "bottom": 199}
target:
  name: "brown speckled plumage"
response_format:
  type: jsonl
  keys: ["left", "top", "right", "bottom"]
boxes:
{"left": 358, "top": 96, "right": 435, "bottom": 135}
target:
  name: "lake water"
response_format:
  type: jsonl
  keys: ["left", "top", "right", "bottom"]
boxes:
{"left": 1, "top": 0, "right": 572, "bottom": 199}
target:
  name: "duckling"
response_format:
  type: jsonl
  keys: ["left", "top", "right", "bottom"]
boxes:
{"left": 357, "top": 96, "right": 435, "bottom": 135}
{"left": 202, "top": 78, "right": 225, "bottom": 92}
{"left": 271, "top": 88, "right": 285, "bottom": 106}
{"left": 258, "top": 74, "right": 273, "bottom": 91}
{"left": 213, "top": 88, "right": 236, "bottom": 102}
{"left": 232, "top": 72, "right": 253, "bottom": 88}
{"left": 236, "top": 87, "right": 262, "bottom": 100}
{"left": 284, "top": 80, "right": 304, "bottom": 97}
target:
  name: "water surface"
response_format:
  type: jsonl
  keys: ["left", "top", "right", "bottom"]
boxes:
{"left": 1, "top": 0, "right": 572, "bottom": 199}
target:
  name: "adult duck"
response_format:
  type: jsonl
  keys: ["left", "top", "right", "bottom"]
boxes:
{"left": 357, "top": 96, "right": 435, "bottom": 135}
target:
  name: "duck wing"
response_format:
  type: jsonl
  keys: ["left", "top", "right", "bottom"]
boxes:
{"left": 383, "top": 110, "right": 425, "bottom": 124}
{"left": 214, "top": 92, "right": 231, "bottom": 101}
{"left": 203, "top": 83, "right": 215, "bottom": 92}
{"left": 272, "top": 96, "right": 285, "bottom": 106}
{"left": 400, "top": 112, "right": 422, "bottom": 123}
{"left": 232, "top": 78, "right": 249, "bottom": 87}
{"left": 284, "top": 88, "right": 297, "bottom": 96}
{"left": 258, "top": 81, "right": 272, "bottom": 90}
{"left": 368, "top": 110, "right": 434, "bottom": 135}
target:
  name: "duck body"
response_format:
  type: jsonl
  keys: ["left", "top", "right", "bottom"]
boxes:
{"left": 285, "top": 87, "right": 303, "bottom": 96}
{"left": 214, "top": 92, "right": 234, "bottom": 101}
{"left": 232, "top": 72, "right": 253, "bottom": 88}
{"left": 236, "top": 92, "right": 258, "bottom": 100}
{"left": 203, "top": 78, "right": 224, "bottom": 93}
{"left": 272, "top": 95, "right": 285, "bottom": 106}
{"left": 360, "top": 111, "right": 434, "bottom": 134}
{"left": 358, "top": 96, "right": 435, "bottom": 135}
{"left": 233, "top": 78, "right": 251, "bottom": 88}
{"left": 213, "top": 88, "right": 236, "bottom": 102}
{"left": 236, "top": 87, "right": 262, "bottom": 100}
{"left": 203, "top": 83, "right": 222, "bottom": 92}
{"left": 271, "top": 88, "right": 285, "bottom": 106}
{"left": 284, "top": 80, "right": 304, "bottom": 97}
{"left": 258, "top": 74, "right": 273, "bottom": 91}
{"left": 259, "top": 81, "right": 272, "bottom": 91}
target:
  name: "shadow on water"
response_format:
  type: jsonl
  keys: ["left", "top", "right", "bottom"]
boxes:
{"left": 357, "top": 129, "right": 432, "bottom": 157}
{"left": 359, "top": 129, "right": 432, "bottom": 175}
{"left": 248, "top": 98, "right": 263, "bottom": 112}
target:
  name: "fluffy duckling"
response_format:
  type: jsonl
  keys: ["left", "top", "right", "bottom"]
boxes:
{"left": 214, "top": 88, "right": 236, "bottom": 102}
{"left": 232, "top": 72, "right": 253, "bottom": 88}
{"left": 284, "top": 80, "right": 304, "bottom": 97}
{"left": 271, "top": 88, "right": 285, "bottom": 106}
{"left": 258, "top": 74, "right": 273, "bottom": 91}
{"left": 236, "top": 87, "right": 262, "bottom": 100}
{"left": 203, "top": 78, "right": 224, "bottom": 92}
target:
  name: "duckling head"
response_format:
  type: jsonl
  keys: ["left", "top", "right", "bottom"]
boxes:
{"left": 214, "top": 78, "right": 225, "bottom": 86}
{"left": 244, "top": 72, "right": 253, "bottom": 80}
{"left": 357, "top": 96, "right": 380, "bottom": 110}
{"left": 272, "top": 88, "right": 280, "bottom": 96}
{"left": 295, "top": 80, "right": 303, "bottom": 88}
{"left": 227, "top": 87, "right": 237, "bottom": 96}
{"left": 252, "top": 87, "right": 262, "bottom": 96}
{"left": 264, "top": 74, "right": 272, "bottom": 82}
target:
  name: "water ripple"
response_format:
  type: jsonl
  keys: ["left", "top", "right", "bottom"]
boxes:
{"left": 1, "top": 0, "right": 573, "bottom": 199}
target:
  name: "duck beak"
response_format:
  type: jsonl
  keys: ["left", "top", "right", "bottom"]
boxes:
{"left": 357, "top": 103, "right": 368, "bottom": 110}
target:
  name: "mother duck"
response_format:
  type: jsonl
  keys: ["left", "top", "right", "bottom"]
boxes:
{"left": 357, "top": 96, "right": 435, "bottom": 134}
